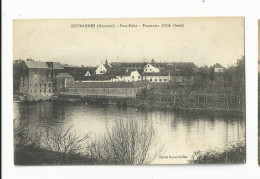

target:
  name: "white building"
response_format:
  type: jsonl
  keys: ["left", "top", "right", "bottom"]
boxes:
{"left": 112, "top": 70, "right": 142, "bottom": 82}
{"left": 212, "top": 63, "right": 225, "bottom": 73}
{"left": 143, "top": 63, "right": 160, "bottom": 73}
{"left": 84, "top": 71, "right": 91, "bottom": 76}
{"left": 143, "top": 73, "right": 170, "bottom": 83}
{"left": 95, "top": 63, "right": 107, "bottom": 75}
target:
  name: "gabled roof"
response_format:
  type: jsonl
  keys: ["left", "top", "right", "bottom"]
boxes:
{"left": 24, "top": 61, "right": 49, "bottom": 69}
{"left": 56, "top": 73, "right": 74, "bottom": 78}
{"left": 24, "top": 61, "right": 64, "bottom": 69}
{"left": 212, "top": 63, "right": 225, "bottom": 68}
{"left": 51, "top": 62, "right": 64, "bottom": 69}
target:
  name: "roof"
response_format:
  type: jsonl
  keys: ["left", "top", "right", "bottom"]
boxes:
{"left": 24, "top": 61, "right": 64, "bottom": 69}
{"left": 51, "top": 62, "right": 64, "bottom": 69}
{"left": 24, "top": 61, "right": 49, "bottom": 69}
{"left": 213, "top": 63, "right": 225, "bottom": 68}
{"left": 143, "top": 72, "right": 169, "bottom": 76}
{"left": 111, "top": 62, "right": 197, "bottom": 70}
{"left": 56, "top": 73, "right": 74, "bottom": 78}
{"left": 66, "top": 82, "right": 135, "bottom": 88}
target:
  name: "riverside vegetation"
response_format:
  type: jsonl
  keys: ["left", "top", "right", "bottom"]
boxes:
{"left": 14, "top": 118, "right": 164, "bottom": 165}
{"left": 14, "top": 117, "right": 245, "bottom": 165}
{"left": 188, "top": 141, "right": 246, "bottom": 164}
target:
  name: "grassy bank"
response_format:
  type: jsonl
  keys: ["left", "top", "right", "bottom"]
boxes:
{"left": 188, "top": 142, "right": 246, "bottom": 164}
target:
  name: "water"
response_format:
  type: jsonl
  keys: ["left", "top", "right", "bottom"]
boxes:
{"left": 13, "top": 101, "right": 245, "bottom": 164}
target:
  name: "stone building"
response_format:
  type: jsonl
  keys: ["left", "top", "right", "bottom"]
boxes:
{"left": 19, "top": 61, "right": 64, "bottom": 100}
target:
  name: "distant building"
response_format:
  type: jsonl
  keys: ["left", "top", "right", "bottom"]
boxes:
{"left": 84, "top": 71, "right": 92, "bottom": 76}
{"left": 95, "top": 63, "right": 107, "bottom": 75}
{"left": 143, "top": 72, "right": 170, "bottom": 83}
{"left": 19, "top": 61, "right": 64, "bottom": 100}
{"left": 143, "top": 63, "right": 160, "bottom": 73}
{"left": 212, "top": 63, "right": 225, "bottom": 73}
{"left": 55, "top": 73, "right": 74, "bottom": 92}
{"left": 112, "top": 70, "right": 142, "bottom": 82}
{"left": 95, "top": 60, "right": 112, "bottom": 75}
{"left": 110, "top": 62, "right": 145, "bottom": 71}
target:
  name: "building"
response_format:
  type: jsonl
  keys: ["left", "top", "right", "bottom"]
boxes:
{"left": 112, "top": 70, "right": 142, "bottom": 82}
{"left": 212, "top": 63, "right": 225, "bottom": 73}
{"left": 143, "top": 63, "right": 160, "bottom": 73}
{"left": 110, "top": 62, "right": 145, "bottom": 71}
{"left": 18, "top": 61, "right": 64, "bottom": 100}
{"left": 143, "top": 72, "right": 170, "bottom": 83}
{"left": 95, "top": 63, "right": 107, "bottom": 75}
{"left": 95, "top": 60, "right": 112, "bottom": 75}
{"left": 84, "top": 71, "right": 92, "bottom": 76}
{"left": 55, "top": 73, "right": 74, "bottom": 92}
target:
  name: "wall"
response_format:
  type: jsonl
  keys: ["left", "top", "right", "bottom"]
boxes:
{"left": 61, "top": 87, "right": 137, "bottom": 98}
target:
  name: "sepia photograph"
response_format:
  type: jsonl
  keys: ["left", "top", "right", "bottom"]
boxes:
{"left": 13, "top": 17, "right": 245, "bottom": 165}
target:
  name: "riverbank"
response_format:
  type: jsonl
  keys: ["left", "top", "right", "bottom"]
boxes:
{"left": 14, "top": 144, "right": 96, "bottom": 165}
{"left": 52, "top": 94, "right": 245, "bottom": 113}
{"left": 188, "top": 141, "right": 246, "bottom": 164}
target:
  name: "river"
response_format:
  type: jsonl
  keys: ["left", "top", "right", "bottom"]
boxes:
{"left": 13, "top": 101, "right": 245, "bottom": 164}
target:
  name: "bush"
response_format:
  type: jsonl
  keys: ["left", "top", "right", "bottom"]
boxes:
{"left": 14, "top": 119, "right": 164, "bottom": 165}
{"left": 188, "top": 141, "right": 246, "bottom": 164}
{"left": 90, "top": 118, "right": 164, "bottom": 165}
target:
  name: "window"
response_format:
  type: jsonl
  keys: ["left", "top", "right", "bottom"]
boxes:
{"left": 132, "top": 76, "right": 134, "bottom": 79}
{"left": 155, "top": 79, "right": 157, "bottom": 82}
{"left": 148, "top": 65, "right": 150, "bottom": 67}
{"left": 164, "top": 79, "right": 167, "bottom": 82}
{"left": 35, "top": 84, "right": 37, "bottom": 86}
{"left": 49, "top": 83, "right": 51, "bottom": 87}
{"left": 30, "top": 90, "right": 32, "bottom": 93}
{"left": 44, "top": 83, "right": 46, "bottom": 87}
{"left": 150, "top": 79, "right": 152, "bottom": 81}
{"left": 35, "top": 89, "right": 37, "bottom": 93}
{"left": 138, "top": 76, "right": 141, "bottom": 79}
{"left": 146, "top": 69, "right": 148, "bottom": 71}
{"left": 40, "top": 83, "right": 41, "bottom": 87}
{"left": 40, "top": 89, "right": 42, "bottom": 93}
{"left": 44, "top": 89, "right": 46, "bottom": 93}
{"left": 150, "top": 69, "right": 152, "bottom": 71}
{"left": 160, "top": 79, "right": 162, "bottom": 82}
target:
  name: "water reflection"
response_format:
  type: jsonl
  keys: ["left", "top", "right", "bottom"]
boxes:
{"left": 13, "top": 101, "right": 245, "bottom": 164}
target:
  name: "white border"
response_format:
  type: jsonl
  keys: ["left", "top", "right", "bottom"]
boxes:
{"left": 2, "top": 0, "right": 260, "bottom": 179}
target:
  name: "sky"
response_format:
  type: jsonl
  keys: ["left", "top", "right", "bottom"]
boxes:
{"left": 13, "top": 17, "right": 244, "bottom": 67}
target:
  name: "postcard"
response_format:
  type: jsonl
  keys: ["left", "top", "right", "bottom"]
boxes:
{"left": 13, "top": 17, "right": 245, "bottom": 165}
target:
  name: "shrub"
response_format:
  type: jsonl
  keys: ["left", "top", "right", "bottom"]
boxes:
{"left": 90, "top": 118, "right": 164, "bottom": 165}
{"left": 188, "top": 141, "right": 246, "bottom": 164}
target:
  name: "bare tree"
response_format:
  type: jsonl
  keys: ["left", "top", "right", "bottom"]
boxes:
{"left": 90, "top": 118, "right": 164, "bottom": 164}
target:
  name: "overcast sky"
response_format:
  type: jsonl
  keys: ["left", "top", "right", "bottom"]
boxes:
{"left": 13, "top": 17, "right": 244, "bottom": 67}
